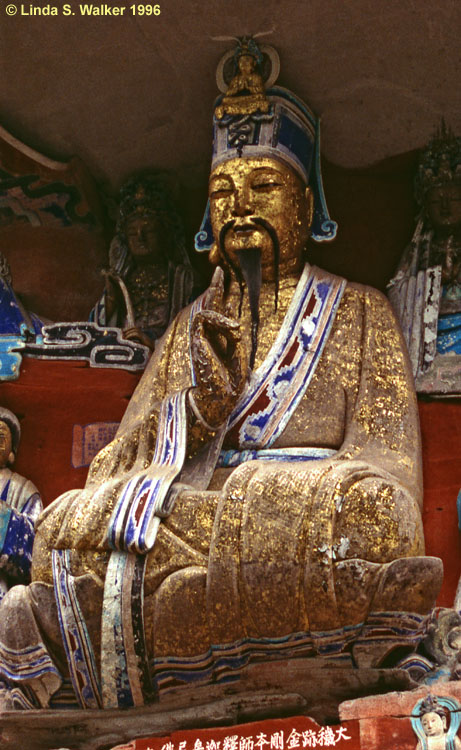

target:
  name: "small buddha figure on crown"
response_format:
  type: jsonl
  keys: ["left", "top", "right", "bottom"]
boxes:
{"left": 215, "top": 37, "right": 270, "bottom": 120}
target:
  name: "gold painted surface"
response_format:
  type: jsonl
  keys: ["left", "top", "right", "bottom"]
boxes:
{"left": 215, "top": 55, "right": 269, "bottom": 119}
{"left": 209, "top": 157, "right": 312, "bottom": 282}
{"left": 32, "top": 272, "right": 427, "bottom": 658}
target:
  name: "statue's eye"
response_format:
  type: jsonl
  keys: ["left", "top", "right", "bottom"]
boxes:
{"left": 252, "top": 179, "right": 282, "bottom": 191}
{"left": 210, "top": 185, "right": 233, "bottom": 198}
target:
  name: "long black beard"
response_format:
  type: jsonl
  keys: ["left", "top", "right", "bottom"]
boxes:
{"left": 218, "top": 218, "right": 280, "bottom": 370}
{"left": 236, "top": 248, "right": 261, "bottom": 370}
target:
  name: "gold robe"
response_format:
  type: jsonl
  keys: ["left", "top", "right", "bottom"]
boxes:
{"left": 31, "top": 268, "right": 431, "bottom": 681}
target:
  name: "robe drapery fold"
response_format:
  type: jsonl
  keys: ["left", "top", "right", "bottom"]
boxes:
{"left": 101, "top": 264, "right": 346, "bottom": 707}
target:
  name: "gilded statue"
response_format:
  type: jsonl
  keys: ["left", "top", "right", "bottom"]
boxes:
{"left": 388, "top": 122, "right": 461, "bottom": 394}
{"left": 215, "top": 38, "right": 270, "bottom": 119}
{"left": 90, "top": 173, "right": 195, "bottom": 350}
{"left": 0, "top": 42, "right": 442, "bottom": 713}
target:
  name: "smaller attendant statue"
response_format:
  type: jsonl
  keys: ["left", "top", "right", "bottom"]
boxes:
{"left": 0, "top": 408, "right": 42, "bottom": 602}
{"left": 413, "top": 695, "right": 461, "bottom": 750}
{"left": 90, "top": 173, "right": 195, "bottom": 350}
{"left": 388, "top": 121, "right": 461, "bottom": 394}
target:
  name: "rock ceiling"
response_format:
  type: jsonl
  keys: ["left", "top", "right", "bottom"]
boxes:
{"left": 1, "top": 0, "right": 460, "bottom": 193}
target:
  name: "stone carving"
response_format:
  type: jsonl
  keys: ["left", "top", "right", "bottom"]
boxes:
{"left": 412, "top": 695, "right": 461, "bottom": 750}
{"left": 0, "top": 251, "right": 150, "bottom": 375}
{"left": 23, "top": 321, "right": 150, "bottom": 371}
{"left": 0, "top": 408, "right": 42, "bottom": 602}
{"left": 90, "top": 172, "right": 196, "bottom": 350}
{"left": 418, "top": 609, "right": 461, "bottom": 682}
{"left": 388, "top": 122, "right": 461, "bottom": 395}
{"left": 0, "top": 40, "right": 443, "bottom": 716}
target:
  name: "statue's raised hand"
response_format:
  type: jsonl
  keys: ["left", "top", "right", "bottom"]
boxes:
{"left": 190, "top": 267, "right": 247, "bottom": 429}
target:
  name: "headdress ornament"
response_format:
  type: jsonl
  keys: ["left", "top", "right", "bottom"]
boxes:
{"left": 419, "top": 694, "right": 447, "bottom": 719}
{"left": 0, "top": 407, "right": 20, "bottom": 455}
{"left": 415, "top": 120, "right": 461, "bottom": 206}
{"left": 195, "top": 38, "right": 337, "bottom": 252}
{"left": 110, "top": 172, "right": 190, "bottom": 276}
{"left": 118, "top": 173, "right": 175, "bottom": 225}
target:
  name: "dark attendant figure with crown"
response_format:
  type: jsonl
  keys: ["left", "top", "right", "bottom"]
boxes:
{"left": 0, "top": 40, "right": 442, "bottom": 713}
{"left": 90, "top": 172, "right": 195, "bottom": 350}
{"left": 388, "top": 122, "right": 461, "bottom": 394}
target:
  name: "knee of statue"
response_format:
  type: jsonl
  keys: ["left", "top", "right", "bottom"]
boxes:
{"left": 332, "top": 477, "right": 425, "bottom": 563}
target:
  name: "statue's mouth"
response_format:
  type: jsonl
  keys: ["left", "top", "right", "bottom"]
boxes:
{"left": 232, "top": 222, "right": 260, "bottom": 235}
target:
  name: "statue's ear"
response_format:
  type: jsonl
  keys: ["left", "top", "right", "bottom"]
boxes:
{"left": 7, "top": 451, "right": 14, "bottom": 465}
{"left": 305, "top": 186, "right": 314, "bottom": 230}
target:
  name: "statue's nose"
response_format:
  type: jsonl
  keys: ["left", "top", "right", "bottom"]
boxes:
{"left": 233, "top": 187, "right": 253, "bottom": 217}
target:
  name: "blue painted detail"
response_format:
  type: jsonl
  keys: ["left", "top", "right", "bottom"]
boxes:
{"left": 194, "top": 200, "right": 214, "bottom": 252}
{"left": 0, "top": 480, "right": 10, "bottom": 503}
{"left": 0, "top": 503, "right": 12, "bottom": 551}
{"left": 0, "top": 337, "right": 25, "bottom": 381}
{"left": 0, "top": 504, "right": 35, "bottom": 581}
{"left": 277, "top": 114, "right": 314, "bottom": 177}
{"left": 0, "top": 278, "right": 43, "bottom": 335}
{"left": 0, "top": 274, "right": 45, "bottom": 380}
{"left": 437, "top": 312, "right": 461, "bottom": 354}
{"left": 218, "top": 446, "right": 336, "bottom": 468}
{"left": 457, "top": 489, "right": 461, "bottom": 532}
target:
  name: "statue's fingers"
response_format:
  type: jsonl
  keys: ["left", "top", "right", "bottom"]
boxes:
{"left": 204, "top": 266, "right": 225, "bottom": 313}
{"left": 194, "top": 309, "right": 240, "bottom": 337}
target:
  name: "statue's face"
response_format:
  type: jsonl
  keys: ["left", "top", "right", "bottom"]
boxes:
{"left": 0, "top": 421, "right": 13, "bottom": 468}
{"left": 125, "top": 213, "right": 162, "bottom": 261}
{"left": 425, "top": 182, "right": 461, "bottom": 236}
{"left": 209, "top": 157, "right": 312, "bottom": 282}
{"left": 421, "top": 712, "right": 445, "bottom": 737}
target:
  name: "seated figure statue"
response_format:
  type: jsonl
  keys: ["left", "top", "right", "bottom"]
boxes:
{"left": 0, "top": 408, "right": 42, "bottom": 601}
{"left": 90, "top": 172, "right": 196, "bottom": 350}
{"left": 388, "top": 121, "right": 461, "bottom": 394}
{"left": 0, "top": 42, "right": 442, "bottom": 712}
{"left": 413, "top": 695, "right": 461, "bottom": 750}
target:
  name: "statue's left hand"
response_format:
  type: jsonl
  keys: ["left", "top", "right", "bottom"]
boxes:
{"left": 190, "top": 267, "right": 248, "bottom": 429}
{"left": 122, "top": 326, "right": 155, "bottom": 350}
